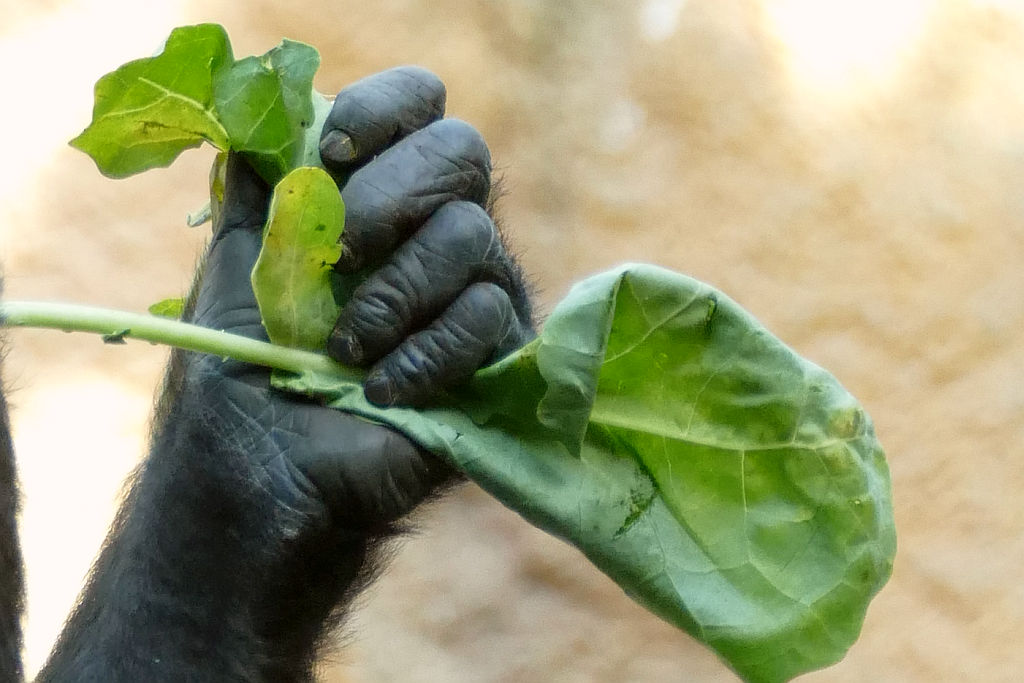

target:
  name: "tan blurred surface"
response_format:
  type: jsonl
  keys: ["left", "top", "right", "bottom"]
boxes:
{"left": 1, "top": 0, "right": 1022, "bottom": 680}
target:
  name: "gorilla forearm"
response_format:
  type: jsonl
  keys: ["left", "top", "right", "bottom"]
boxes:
{"left": 0, "top": 331, "right": 25, "bottom": 682}
{"left": 26, "top": 66, "right": 529, "bottom": 681}
{"left": 37, "top": 367, "right": 383, "bottom": 682}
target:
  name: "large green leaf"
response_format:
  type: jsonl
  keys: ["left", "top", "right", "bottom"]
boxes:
{"left": 70, "top": 24, "right": 233, "bottom": 177}
{"left": 275, "top": 264, "right": 895, "bottom": 682}
{"left": 252, "top": 167, "right": 344, "bottom": 351}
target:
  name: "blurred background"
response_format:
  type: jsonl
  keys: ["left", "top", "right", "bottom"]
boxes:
{"left": 1, "top": 0, "right": 1022, "bottom": 680}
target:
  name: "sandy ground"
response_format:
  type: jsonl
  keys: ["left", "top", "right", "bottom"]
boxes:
{"left": 1, "top": 0, "right": 1022, "bottom": 680}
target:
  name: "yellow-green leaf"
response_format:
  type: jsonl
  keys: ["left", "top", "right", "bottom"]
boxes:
{"left": 251, "top": 167, "right": 344, "bottom": 351}
{"left": 148, "top": 298, "right": 185, "bottom": 319}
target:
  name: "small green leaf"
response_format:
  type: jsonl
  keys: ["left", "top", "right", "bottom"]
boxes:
{"left": 186, "top": 203, "right": 212, "bottom": 227}
{"left": 213, "top": 57, "right": 292, "bottom": 182}
{"left": 267, "top": 39, "right": 319, "bottom": 132}
{"left": 101, "top": 329, "right": 130, "bottom": 344}
{"left": 213, "top": 39, "right": 319, "bottom": 183}
{"left": 207, "top": 152, "right": 229, "bottom": 229}
{"left": 71, "top": 26, "right": 321, "bottom": 184}
{"left": 251, "top": 167, "right": 344, "bottom": 351}
{"left": 148, "top": 298, "right": 185, "bottom": 319}
{"left": 70, "top": 24, "right": 233, "bottom": 178}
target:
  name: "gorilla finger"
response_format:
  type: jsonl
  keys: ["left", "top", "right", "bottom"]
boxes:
{"left": 215, "top": 153, "right": 272, "bottom": 238}
{"left": 190, "top": 155, "right": 271, "bottom": 335}
{"left": 328, "top": 201, "right": 521, "bottom": 365}
{"left": 320, "top": 66, "right": 446, "bottom": 174}
{"left": 363, "top": 282, "right": 533, "bottom": 407}
{"left": 336, "top": 118, "right": 491, "bottom": 272}
{"left": 288, "top": 411, "right": 457, "bottom": 529}
{"left": 190, "top": 229, "right": 267, "bottom": 337}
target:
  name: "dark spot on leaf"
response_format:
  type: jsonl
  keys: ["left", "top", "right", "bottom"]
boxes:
{"left": 314, "top": 223, "right": 326, "bottom": 232}
{"left": 701, "top": 294, "right": 718, "bottom": 337}
{"left": 705, "top": 295, "right": 717, "bottom": 319}
{"left": 615, "top": 487, "right": 656, "bottom": 538}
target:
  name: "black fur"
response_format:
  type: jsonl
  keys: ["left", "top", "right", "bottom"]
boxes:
{"left": 0, "top": 181, "right": 524, "bottom": 682}
{"left": 0, "top": 322, "right": 25, "bottom": 682}
{"left": 36, "top": 363, "right": 388, "bottom": 682}
{"left": 34, "top": 238, "right": 428, "bottom": 680}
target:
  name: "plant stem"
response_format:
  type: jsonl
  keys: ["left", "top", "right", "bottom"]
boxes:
{"left": 0, "top": 301, "right": 363, "bottom": 384}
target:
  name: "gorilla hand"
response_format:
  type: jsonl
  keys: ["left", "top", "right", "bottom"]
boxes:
{"left": 188, "top": 66, "right": 534, "bottom": 534}
{"left": 39, "top": 67, "right": 533, "bottom": 683}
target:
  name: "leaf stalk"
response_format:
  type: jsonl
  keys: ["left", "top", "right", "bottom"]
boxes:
{"left": 0, "top": 301, "right": 362, "bottom": 383}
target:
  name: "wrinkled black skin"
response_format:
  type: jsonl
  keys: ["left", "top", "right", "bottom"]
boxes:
{"left": 0, "top": 66, "right": 534, "bottom": 682}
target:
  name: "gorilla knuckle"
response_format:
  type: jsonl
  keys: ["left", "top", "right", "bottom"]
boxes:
{"left": 352, "top": 281, "right": 413, "bottom": 334}
{"left": 459, "top": 282, "right": 514, "bottom": 341}
{"left": 426, "top": 118, "right": 491, "bottom": 175}
{"left": 388, "top": 336, "right": 445, "bottom": 398}
{"left": 423, "top": 201, "right": 500, "bottom": 261}
{"left": 390, "top": 66, "right": 446, "bottom": 109}
{"left": 462, "top": 280, "right": 511, "bottom": 309}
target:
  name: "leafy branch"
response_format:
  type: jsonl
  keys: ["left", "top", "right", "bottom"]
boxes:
{"left": 2, "top": 23, "right": 896, "bottom": 683}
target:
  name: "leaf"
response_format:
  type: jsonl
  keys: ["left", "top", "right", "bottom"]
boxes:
{"left": 70, "top": 24, "right": 233, "bottom": 178}
{"left": 267, "top": 40, "right": 319, "bottom": 131}
{"left": 148, "top": 298, "right": 185, "bottom": 319}
{"left": 301, "top": 91, "right": 336, "bottom": 169}
{"left": 274, "top": 264, "right": 895, "bottom": 683}
{"left": 71, "top": 26, "right": 321, "bottom": 184}
{"left": 213, "top": 39, "right": 319, "bottom": 183}
{"left": 251, "top": 167, "right": 344, "bottom": 351}
{"left": 101, "top": 328, "right": 130, "bottom": 344}
{"left": 186, "top": 203, "right": 212, "bottom": 227}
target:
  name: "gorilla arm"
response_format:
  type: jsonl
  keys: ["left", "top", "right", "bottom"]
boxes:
{"left": 0, "top": 310, "right": 25, "bottom": 682}
{"left": 36, "top": 369, "right": 359, "bottom": 682}
{"left": 36, "top": 68, "right": 533, "bottom": 683}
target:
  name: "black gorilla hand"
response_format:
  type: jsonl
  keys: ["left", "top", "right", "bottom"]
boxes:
{"left": 38, "top": 67, "right": 533, "bottom": 683}
{"left": 187, "top": 67, "right": 534, "bottom": 532}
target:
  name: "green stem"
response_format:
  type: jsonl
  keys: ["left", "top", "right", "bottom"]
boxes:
{"left": 0, "top": 300, "right": 363, "bottom": 384}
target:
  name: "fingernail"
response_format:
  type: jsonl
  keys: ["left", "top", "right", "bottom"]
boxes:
{"left": 364, "top": 372, "right": 395, "bottom": 407}
{"left": 329, "top": 331, "right": 363, "bottom": 365}
{"left": 320, "top": 130, "right": 357, "bottom": 165}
